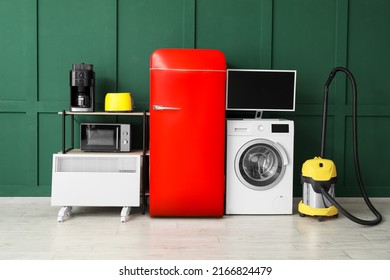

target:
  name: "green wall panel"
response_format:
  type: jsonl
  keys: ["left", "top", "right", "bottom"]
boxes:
{"left": 38, "top": 113, "right": 61, "bottom": 187}
{"left": 196, "top": 0, "right": 264, "bottom": 68}
{"left": 348, "top": 0, "right": 390, "bottom": 106}
{"left": 118, "top": 0, "right": 188, "bottom": 111}
{"left": 0, "top": 114, "right": 27, "bottom": 186}
{"left": 344, "top": 116, "right": 390, "bottom": 196}
{"left": 0, "top": 0, "right": 36, "bottom": 101}
{"left": 273, "top": 0, "right": 339, "bottom": 105}
{"left": 38, "top": 0, "right": 117, "bottom": 111}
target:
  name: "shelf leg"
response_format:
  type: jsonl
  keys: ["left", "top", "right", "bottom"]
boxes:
{"left": 57, "top": 206, "right": 72, "bottom": 222}
{"left": 120, "top": 206, "right": 131, "bottom": 223}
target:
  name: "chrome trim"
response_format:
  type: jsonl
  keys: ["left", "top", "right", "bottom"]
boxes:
{"left": 153, "top": 105, "right": 181, "bottom": 111}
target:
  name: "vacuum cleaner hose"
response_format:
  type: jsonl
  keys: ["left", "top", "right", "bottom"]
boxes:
{"left": 321, "top": 67, "right": 382, "bottom": 226}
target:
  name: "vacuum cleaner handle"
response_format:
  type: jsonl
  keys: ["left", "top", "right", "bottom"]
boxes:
{"left": 320, "top": 67, "right": 382, "bottom": 226}
{"left": 320, "top": 67, "right": 356, "bottom": 158}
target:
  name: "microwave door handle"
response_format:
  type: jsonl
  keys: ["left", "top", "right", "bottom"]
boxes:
{"left": 116, "top": 127, "right": 119, "bottom": 149}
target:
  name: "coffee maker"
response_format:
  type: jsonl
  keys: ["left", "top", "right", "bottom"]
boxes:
{"left": 70, "top": 63, "right": 95, "bottom": 112}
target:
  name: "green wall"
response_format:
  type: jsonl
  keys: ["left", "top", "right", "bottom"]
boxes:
{"left": 1, "top": 0, "right": 389, "bottom": 197}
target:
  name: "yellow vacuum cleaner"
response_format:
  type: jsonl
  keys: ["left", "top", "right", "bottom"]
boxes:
{"left": 298, "top": 67, "right": 382, "bottom": 225}
{"left": 299, "top": 157, "right": 338, "bottom": 222}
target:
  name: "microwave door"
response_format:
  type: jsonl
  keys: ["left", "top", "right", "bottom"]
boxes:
{"left": 81, "top": 124, "right": 119, "bottom": 152}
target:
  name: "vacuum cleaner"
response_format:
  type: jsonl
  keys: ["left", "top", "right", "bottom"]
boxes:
{"left": 298, "top": 67, "right": 383, "bottom": 226}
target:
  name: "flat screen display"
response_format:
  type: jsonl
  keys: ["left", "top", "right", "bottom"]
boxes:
{"left": 226, "top": 69, "right": 296, "bottom": 111}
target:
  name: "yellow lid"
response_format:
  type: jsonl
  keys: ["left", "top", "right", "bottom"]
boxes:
{"left": 302, "top": 157, "right": 337, "bottom": 181}
{"left": 105, "top": 92, "right": 134, "bottom": 112}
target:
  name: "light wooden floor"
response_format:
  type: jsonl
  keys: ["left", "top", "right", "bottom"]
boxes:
{"left": 0, "top": 197, "right": 389, "bottom": 260}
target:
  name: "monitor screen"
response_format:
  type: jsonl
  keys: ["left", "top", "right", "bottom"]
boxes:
{"left": 226, "top": 69, "right": 296, "bottom": 111}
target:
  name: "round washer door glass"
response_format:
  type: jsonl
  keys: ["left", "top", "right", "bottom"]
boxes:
{"left": 235, "top": 139, "right": 287, "bottom": 191}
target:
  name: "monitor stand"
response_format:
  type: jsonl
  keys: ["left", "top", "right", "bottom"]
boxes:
{"left": 255, "top": 111, "right": 263, "bottom": 119}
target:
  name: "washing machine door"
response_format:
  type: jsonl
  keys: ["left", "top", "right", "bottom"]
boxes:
{"left": 235, "top": 139, "right": 288, "bottom": 191}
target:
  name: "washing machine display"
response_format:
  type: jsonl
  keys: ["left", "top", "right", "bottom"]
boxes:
{"left": 226, "top": 119, "right": 294, "bottom": 215}
{"left": 235, "top": 139, "right": 287, "bottom": 191}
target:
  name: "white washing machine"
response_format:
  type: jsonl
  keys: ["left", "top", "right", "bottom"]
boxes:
{"left": 226, "top": 119, "right": 294, "bottom": 214}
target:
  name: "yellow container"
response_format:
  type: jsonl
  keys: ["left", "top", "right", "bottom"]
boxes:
{"left": 105, "top": 92, "right": 134, "bottom": 112}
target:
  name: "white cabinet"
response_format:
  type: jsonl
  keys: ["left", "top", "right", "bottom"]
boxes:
{"left": 51, "top": 150, "right": 142, "bottom": 222}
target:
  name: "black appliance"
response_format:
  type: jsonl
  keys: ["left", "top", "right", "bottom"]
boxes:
{"left": 70, "top": 63, "right": 95, "bottom": 112}
{"left": 226, "top": 69, "right": 296, "bottom": 112}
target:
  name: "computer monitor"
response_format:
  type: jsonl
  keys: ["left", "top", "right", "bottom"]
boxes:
{"left": 226, "top": 69, "right": 296, "bottom": 112}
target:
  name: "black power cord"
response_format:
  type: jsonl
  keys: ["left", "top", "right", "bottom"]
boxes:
{"left": 319, "top": 67, "right": 382, "bottom": 226}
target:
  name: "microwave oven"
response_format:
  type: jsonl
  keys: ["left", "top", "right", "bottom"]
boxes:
{"left": 80, "top": 123, "right": 131, "bottom": 152}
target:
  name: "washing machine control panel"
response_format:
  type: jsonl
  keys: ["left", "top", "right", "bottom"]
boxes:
{"left": 272, "top": 124, "right": 290, "bottom": 133}
{"left": 228, "top": 119, "right": 292, "bottom": 136}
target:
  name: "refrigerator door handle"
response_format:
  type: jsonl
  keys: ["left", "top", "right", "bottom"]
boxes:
{"left": 153, "top": 105, "right": 181, "bottom": 111}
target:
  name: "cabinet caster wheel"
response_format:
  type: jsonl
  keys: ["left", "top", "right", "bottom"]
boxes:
{"left": 120, "top": 206, "right": 131, "bottom": 223}
{"left": 317, "top": 216, "right": 324, "bottom": 222}
{"left": 298, "top": 212, "right": 306, "bottom": 217}
{"left": 57, "top": 206, "right": 72, "bottom": 222}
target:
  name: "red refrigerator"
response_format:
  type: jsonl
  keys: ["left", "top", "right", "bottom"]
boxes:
{"left": 149, "top": 48, "right": 226, "bottom": 217}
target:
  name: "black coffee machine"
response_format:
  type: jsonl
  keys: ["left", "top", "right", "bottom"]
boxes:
{"left": 70, "top": 63, "right": 95, "bottom": 112}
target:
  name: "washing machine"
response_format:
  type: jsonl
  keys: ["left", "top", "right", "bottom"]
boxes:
{"left": 226, "top": 119, "right": 294, "bottom": 214}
